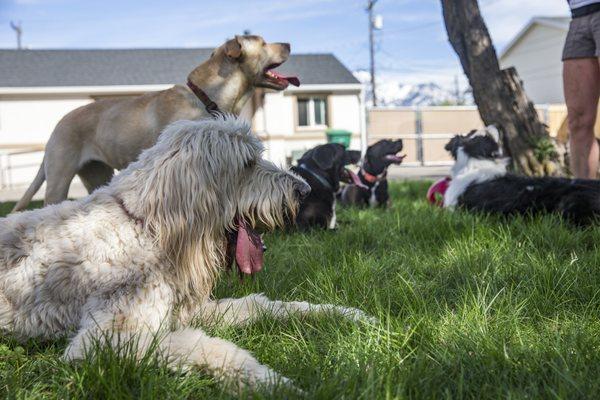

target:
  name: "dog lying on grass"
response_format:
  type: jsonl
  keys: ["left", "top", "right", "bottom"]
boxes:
{"left": 291, "top": 143, "right": 362, "bottom": 229}
{"left": 0, "top": 116, "right": 373, "bottom": 391}
{"left": 444, "top": 126, "right": 600, "bottom": 225}
{"left": 339, "top": 139, "right": 404, "bottom": 208}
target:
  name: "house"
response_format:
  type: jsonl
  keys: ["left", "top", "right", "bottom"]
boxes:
{"left": 499, "top": 16, "right": 570, "bottom": 104}
{"left": 0, "top": 48, "right": 365, "bottom": 190}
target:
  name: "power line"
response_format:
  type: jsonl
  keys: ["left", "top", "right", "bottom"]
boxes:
{"left": 383, "top": 20, "right": 440, "bottom": 34}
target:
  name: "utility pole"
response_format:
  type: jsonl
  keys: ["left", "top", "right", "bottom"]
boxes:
{"left": 367, "top": 0, "right": 378, "bottom": 107}
{"left": 10, "top": 21, "right": 23, "bottom": 50}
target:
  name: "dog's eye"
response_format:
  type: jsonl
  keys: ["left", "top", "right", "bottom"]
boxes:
{"left": 245, "top": 159, "right": 256, "bottom": 169}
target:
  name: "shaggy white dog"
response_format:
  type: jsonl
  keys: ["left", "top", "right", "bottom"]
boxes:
{"left": 0, "top": 116, "right": 372, "bottom": 390}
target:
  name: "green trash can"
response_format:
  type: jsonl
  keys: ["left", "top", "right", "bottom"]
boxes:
{"left": 326, "top": 129, "right": 352, "bottom": 148}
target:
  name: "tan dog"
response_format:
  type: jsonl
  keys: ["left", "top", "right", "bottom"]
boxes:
{"left": 13, "top": 35, "right": 299, "bottom": 211}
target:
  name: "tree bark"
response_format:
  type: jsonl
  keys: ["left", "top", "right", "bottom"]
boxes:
{"left": 440, "top": 0, "right": 564, "bottom": 176}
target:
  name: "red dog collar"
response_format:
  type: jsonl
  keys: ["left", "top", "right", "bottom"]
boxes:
{"left": 361, "top": 169, "right": 386, "bottom": 184}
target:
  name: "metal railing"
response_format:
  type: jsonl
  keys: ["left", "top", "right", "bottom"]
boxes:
{"left": 368, "top": 132, "right": 456, "bottom": 167}
{"left": 0, "top": 147, "right": 44, "bottom": 189}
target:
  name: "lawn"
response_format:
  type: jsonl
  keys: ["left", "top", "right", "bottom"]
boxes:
{"left": 2, "top": 181, "right": 600, "bottom": 399}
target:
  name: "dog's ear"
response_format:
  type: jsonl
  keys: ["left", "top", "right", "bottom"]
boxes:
{"left": 311, "top": 145, "right": 336, "bottom": 170}
{"left": 444, "top": 135, "right": 459, "bottom": 152}
{"left": 344, "top": 150, "right": 362, "bottom": 165}
{"left": 445, "top": 135, "right": 463, "bottom": 159}
{"left": 225, "top": 36, "right": 242, "bottom": 59}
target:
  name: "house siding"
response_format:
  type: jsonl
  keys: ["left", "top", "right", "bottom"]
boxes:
{"left": 500, "top": 24, "right": 567, "bottom": 104}
{"left": 0, "top": 87, "right": 363, "bottom": 187}
{"left": 0, "top": 97, "right": 92, "bottom": 146}
{"left": 259, "top": 91, "right": 362, "bottom": 166}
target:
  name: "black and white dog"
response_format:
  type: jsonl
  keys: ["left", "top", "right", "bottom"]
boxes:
{"left": 291, "top": 143, "right": 363, "bottom": 229}
{"left": 339, "top": 139, "right": 404, "bottom": 208}
{"left": 444, "top": 126, "right": 600, "bottom": 225}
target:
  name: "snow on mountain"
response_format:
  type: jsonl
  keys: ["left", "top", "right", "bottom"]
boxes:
{"left": 353, "top": 70, "right": 473, "bottom": 107}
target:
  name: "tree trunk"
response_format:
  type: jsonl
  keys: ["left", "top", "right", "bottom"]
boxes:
{"left": 440, "top": 0, "right": 564, "bottom": 176}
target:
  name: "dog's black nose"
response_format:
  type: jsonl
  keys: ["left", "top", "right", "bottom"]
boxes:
{"left": 294, "top": 181, "right": 311, "bottom": 200}
{"left": 280, "top": 42, "right": 291, "bottom": 53}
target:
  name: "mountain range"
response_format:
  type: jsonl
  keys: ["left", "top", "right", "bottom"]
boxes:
{"left": 353, "top": 70, "right": 473, "bottom": 107}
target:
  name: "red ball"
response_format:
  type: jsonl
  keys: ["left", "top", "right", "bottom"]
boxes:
{"left": 427, "top": 177, "right": 451, "bottom": 206}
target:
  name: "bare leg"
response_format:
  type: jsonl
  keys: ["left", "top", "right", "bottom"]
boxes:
{"left": 563, "top": 58, "right": 600, "bottom": 178}
{"left": 198, "top": 293, "right": 376, "bottom": 327}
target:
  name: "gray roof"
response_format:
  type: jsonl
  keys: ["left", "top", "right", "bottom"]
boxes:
{"left": 0, "top": 48, "right": 359, "bottom": 88}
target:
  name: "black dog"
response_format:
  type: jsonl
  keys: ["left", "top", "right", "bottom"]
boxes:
{"left": 291, "top": 143, "right": 362, "bottom": 229}
{"left": 444, "top": 126, "right": 600, "bottom": 225}
{"left": 339, "top": 139, "right": 404, "bottom": 208}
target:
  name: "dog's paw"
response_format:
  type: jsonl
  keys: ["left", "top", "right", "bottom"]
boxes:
{"left": 276, "top": 376, "right": 305, "bottom": 396}
{"left": 331, "top": 305, "right": 378, "bottom": 324}
{"left": 238, "top": 367, "right": 304, "bottom": 395}
{"left": 62, "top": 344, "right": 85, "bottom": 362}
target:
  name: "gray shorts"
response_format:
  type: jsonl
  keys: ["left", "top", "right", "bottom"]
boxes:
{"left": 562, "top": 10, "right": 600, "bottom": 60}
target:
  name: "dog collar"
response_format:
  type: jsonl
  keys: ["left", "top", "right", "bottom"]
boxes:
{"left": 296, "top": 163, "right": 333, "bottom": 192}
{"left": 187, "top": 80, "right": 221, "bottom": 116}
{"left": 360, "top": 168, "right": 386, "bottom": 185}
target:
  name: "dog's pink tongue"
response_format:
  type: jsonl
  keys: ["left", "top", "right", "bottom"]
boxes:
{"left": 235, "top": 220, "right": 264, "bottom": 275}
{"left": 385, "top": 154, "right": 407, "bottom": 164}
{"left": 271, "top": 70, "right": 300, "bottom": 87}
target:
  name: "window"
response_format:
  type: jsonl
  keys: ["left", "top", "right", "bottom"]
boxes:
{"left": 298, "top": 99, "right": 309, "bottom": 127}
{"left": 297, "top": 96, "right": 328, "bottom": 128}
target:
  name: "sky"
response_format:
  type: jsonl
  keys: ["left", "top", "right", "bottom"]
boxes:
{"left": 0, "top": 0, "right": 570, "bottom": 89}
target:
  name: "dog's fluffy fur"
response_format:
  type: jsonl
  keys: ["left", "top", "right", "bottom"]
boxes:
{"left": 444, "top": 126, "right": 600, "bottom": 225}
{"left": 0, "top": 116, "right": 372, "bottom": 390}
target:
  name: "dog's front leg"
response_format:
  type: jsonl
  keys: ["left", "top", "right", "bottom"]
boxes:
{"left": 65, "top": 324, "right": 294, "bottom": 391}
{"left": 199, "top": 293, "right": 376, "bottom": 327}
{"left": 161, "top": 327, "right": 294, "bottom": 390}
{"left": 328, "top": 199, "right": 337, "bottom": 230}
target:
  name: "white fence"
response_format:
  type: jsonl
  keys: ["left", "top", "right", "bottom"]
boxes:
{"left": 0, "top": 147, "right": 44, "bottom": 189}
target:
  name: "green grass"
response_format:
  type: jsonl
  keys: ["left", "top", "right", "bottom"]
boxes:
{"left": 3, "top": 181, "right": 600, "bottom": 399}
